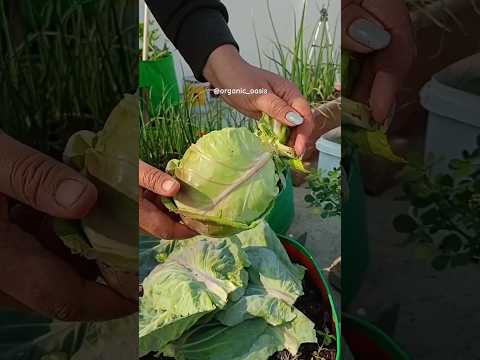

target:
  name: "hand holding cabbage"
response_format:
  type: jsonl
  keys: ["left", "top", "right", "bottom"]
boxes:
{"left": 139, "top": 161, "right": 197, "bottom": 240}
{"left": 0, "top": 132, "right": 135, "bottom": 321}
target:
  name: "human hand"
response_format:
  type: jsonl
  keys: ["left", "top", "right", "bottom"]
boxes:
{"left": 0, "top": 132, "right": 136, "bottom": 321}
{"left": 302, "top": 98, "right": 342, "bottom": 161}
{"left": 203, "top": 44, "right": 314, "bottom": 157}
{"left": 139, "top": 160, "right": 197, "bottom": 240}
{"left": 342, "top": 0, "right": 416, "bottom": 123}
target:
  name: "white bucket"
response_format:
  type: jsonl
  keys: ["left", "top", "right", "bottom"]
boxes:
{"left": 420, "top": 53, "right": 480, "bottom": 171}
{"left": 316, "top": 127, "right": 341, "bottom": 173}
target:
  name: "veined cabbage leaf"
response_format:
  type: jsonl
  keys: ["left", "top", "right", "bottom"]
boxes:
{"left": 162, "top": 127, "right": 279, "bottom": 237}
{"left": 55, "top": 94, "right": 139, "bottom": 299}
{"left": 164, "top": 311, "right": 316, "bottom": 360}
{"left": 139, "top": 238, "right": 249, "bottom": 355}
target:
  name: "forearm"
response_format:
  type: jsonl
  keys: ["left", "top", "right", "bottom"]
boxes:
{"left": 145, "top": 0, "right": 239, "bottom": 81}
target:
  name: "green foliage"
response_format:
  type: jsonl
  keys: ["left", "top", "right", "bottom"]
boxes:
{"left": 139, "top": 94, "right": 256, "bottom": 170}
{"left": 139, "top": 20, "right": 169, "bottom": 60}
{"left": 305, "top": 168, "right": 341, "bottom": 218}
{"left": 139, "top": 223, "right": 318, "bottom": 360}
{"left": 0, "top": 0, "right": 137, "bottom": 155}
{"left": 259, "top": 1, "right": 339, "bottom": 104}
{"left": 393, "top": 138, "right": 480, "bottom": 270}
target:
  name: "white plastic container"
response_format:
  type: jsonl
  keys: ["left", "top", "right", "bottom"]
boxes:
{"left": 420, "top": 53, "right": 480, "bottom": 171}
{"left": 316, "top": 127, "right": 341, "bottom": 173}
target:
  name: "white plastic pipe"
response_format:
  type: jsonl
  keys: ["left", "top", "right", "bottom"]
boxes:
{"left": 142, "top": 3, "right": 149, "bottom": 61}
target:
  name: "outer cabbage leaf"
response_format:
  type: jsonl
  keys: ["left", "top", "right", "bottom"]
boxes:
{"left": 344, "top": 128, "right": 406, "bottom": 163}
{"left": 234, "top": 221, "right": 306, "bottom": 279}
{"left": 217, "top": 247, "right": 304, "bottom": 327}
{"left": 166, "top": 313, "right": 316, "bottom": 360}
{"left": 270, "top": 309, "right": 317, "bottom": 355}
{"left": 163, "top": 128, "right": 279, "bottom": 237}
{"left": 57, "top": 94, "right": 139, "bottom": 274}
{"left": 139, "top": 239, "right": 249, "bottom": 355}
{"left": 1, "top": 312, "right": 137, "bottom": 360}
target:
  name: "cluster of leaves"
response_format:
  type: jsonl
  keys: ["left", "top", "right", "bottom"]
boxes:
{"left": 258, "top": 1, "right": 339, "bottom": 105}
{"left": 139, "top": 223, "right": 318, "bottom": 360}
{"left": 305, "top": 168, "right": 341, "bottom": 218}
{"left": 139, "top": 20, "right": 169, "bottom": 61}
{"left": 0, "top": 0, "right": 137, "bottom": 156}
{"left": 393, "top": 136, "right": 480, "bottom": 270}
{"left": 140, "top": 95, "right": 255, "bottom": 170}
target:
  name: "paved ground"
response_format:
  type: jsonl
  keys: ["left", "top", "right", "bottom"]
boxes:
{"left": 288, "top": 185, "right": 352, "bottom": 357}
{"left": 289, "top": 185, "right": 341, "bottom": 270}
{"left": 350, "top": 186, "right": 480, "bottom": 360}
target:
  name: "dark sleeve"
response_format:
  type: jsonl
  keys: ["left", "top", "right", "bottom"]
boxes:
{"left": 145, "top": 0, "right": 239, "bottom": 82}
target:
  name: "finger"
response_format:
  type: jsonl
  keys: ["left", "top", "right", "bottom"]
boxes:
{"left": 0, "top": 133, "right": 97, "bottom": 219}
{"left": 288, "top": 96, "right": 315, "bottom": 157}
{"left": 360, "top": 0, "right": 415, "bottom": 122}
{"left": 342, "top": 3, "right": 391, "bottom": 53}
{"left": 143, "top": 190, "right": 183, "bottom": 223}
{"left": 254, "top": 93, "right": 305, "bottom": 128}
{"left": 8, "top": 204, "right": 100, "bottom": 281}
{"left": 139, "top": 160, "right": 180, "bottom": 197}
{"left": 370, "top": 72, "right": 398, "bottom": 123}
{"left": 0, "top": 226, "right": 137, "bottom": 321}
{"left": 139, "top": 195, "right": 197, "bottom": 240}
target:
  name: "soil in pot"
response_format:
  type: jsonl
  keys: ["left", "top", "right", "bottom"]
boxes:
{"left": 148, "top": 276, "right": 336, "bottom": 360}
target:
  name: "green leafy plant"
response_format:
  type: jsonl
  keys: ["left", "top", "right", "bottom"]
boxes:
{"left": 139, "top": 93, "right": 256, "bottom": 170}
{"left": 393, "top": 137, "right": 480, "bottom": 270}
{"left": 162, "top": 127, "right": 280, "bottom": 237}
{"left": 139, "top": 222, "right": 318, "bottom": 360}
{"left": 0, "top": 0, "right": 137, "bottom": 155}
{"left": 139, "top": 20, "right": 169, "bottom": 61}
{"left": 305, "top": 168, "right": 341, "bottom": 218}
{"left": 257, "top": 1, "right": 339, "bottom": 105}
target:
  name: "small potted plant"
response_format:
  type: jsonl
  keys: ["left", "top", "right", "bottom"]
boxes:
{"left": 139, "top": 16, "right": 180, "bottom": 109}
{"left": 393, "top": 137, "right": 480, "bottom": 270}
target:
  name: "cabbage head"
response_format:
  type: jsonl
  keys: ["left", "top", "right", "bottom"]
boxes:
{"left": 162, "top": 128, "right": 279, "bottom": 237}
{"left": 55, "top": 94, "right": 138, "bottom": 299}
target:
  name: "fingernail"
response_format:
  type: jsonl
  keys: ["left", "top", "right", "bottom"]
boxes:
{"left": 55, "top": 179, "right": 87, "bottom": 208}
{"left": 162, "top": 179, "right": 177, "bottom": 193}
{"left": 349, "top": 19, "right": 391, "bottom": 50}
{"left": 286, "top": 112, "right": 304, "bottom": 126}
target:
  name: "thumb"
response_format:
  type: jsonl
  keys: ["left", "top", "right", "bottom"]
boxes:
{"left": 139, "top": 160, "right": 180, "bottom": 197}
{"left": 342, "top": 3, "right": 391, "bottom": 53}
{"left": 254, "top": 93, "right": 305, "bottom": 128}
{"left": 0, "top": 133, "right": 97, "bottom": 219}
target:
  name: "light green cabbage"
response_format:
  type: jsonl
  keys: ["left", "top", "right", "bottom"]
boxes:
{"left": 55, "top": 94, "right": 138, "bottom": 273}
{"left": 139, "top": 239, "right": 249, "bottom": 355}
{"left": 162, "top": 127, "right": 279, "bottom": 237}
{"left": 216, "top": 247, "right": 304, "bottom": 327}
{"left": 139, "top": 222, "right": 317, "bottom": 360}
{"left": 163, "top": 311, "right": 316, "bottom": 360}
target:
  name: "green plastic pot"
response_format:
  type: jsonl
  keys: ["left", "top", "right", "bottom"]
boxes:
{"left": 267, "top": 169, "right": 295, "bottom": 235}
{"left": 140, "top": 54, "right": 180, "bottom": 109}
{"left": 279, "top": 234, "right": 342, "bottom": 360}
{"left": 342, "top": 155, "right": 369, "bottom": 309}
{"left": 343, "top": 314, "right": 410, "bottom": 360}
